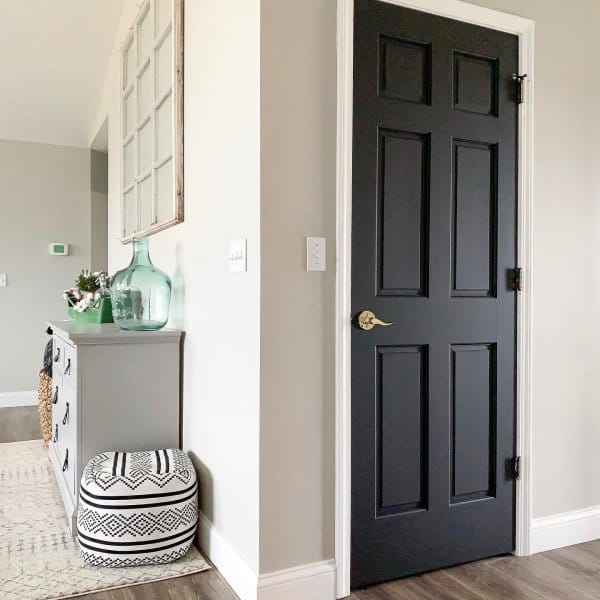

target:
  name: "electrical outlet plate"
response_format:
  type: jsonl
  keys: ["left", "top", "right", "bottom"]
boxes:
{"left": 0, "top": 273, "right": 6, "bottom": 287}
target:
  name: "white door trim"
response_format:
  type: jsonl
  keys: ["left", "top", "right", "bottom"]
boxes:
{"left": 335, "top": 1, "right": 534, "bottom": 597}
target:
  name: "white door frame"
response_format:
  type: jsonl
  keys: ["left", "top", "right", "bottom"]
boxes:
{"left": 335, "top": 1, "right": 535, "bottom": 596}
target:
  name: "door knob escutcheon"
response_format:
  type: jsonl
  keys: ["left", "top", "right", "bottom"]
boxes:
{"left": 357, "top": 310, "right": 394, "bottom": 331}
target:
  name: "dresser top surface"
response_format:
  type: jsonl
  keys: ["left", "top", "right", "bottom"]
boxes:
{"left": 48, "top": 321, "right": 182, "bottom": 345}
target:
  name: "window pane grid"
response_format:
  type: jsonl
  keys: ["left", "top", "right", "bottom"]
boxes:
{"left": 121, "top": 0, "right": 175, "bottom": 239}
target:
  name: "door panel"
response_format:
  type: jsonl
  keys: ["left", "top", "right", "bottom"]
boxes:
{"left": 351, "top": 0, "right": 518, "bottom": 588}
{"left": 453, "top": 52, "right": 499, "bottom": 116}
{"left": 450, "top": 343, "right": 496, "bottom": 504}
{"left": 379, "top": 36, "right": 432, "bottom": 104}
{"left": 452, "top": 139, "right": 497, "bottom": 297}
{"left": 376, "top": 345, "right": 428, "bottom": 515}
{"left": 378, "top": 129, "right": 430, "bottom": 296}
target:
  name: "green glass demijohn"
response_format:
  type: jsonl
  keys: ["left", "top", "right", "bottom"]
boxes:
{"left": 111, "top": 237, "right": 172, "bottom": 331}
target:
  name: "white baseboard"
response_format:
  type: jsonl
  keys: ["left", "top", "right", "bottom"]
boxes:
{"left": 197, "top": 511, "right": 258, "bottom": 600}
{"left": 531, "top": 504, "right": 600, "bottom": 554}
{"left": 197, "top": 512, "right": 336, "bottom": 600}
{"left": 0, "top": 390, "right": 37, "bottom": 408}
{"left": 258, "top": 560, "right": 336, "bottom": 600}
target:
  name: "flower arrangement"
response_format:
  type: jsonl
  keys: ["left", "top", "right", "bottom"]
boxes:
{"left": 64, "top": 271, "right": 113, "bottom": 321}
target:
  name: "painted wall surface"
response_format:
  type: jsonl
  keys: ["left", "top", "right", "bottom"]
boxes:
{"left": 94, "top": 0, "right": 600, "bottom": 585}
{"left": 92, "top": 0, "right": 262, "bottom": 573}
{"left": 90, "top": 150, "right": 108, "bottom": 271}
{"left": 465, "top": 0, "right": 600, "bottom": 521}
{"left": 0, "top": 1, "right": 123, "bottom": 148}
{"left": 259, "top": 0, "right": 600, "bottom": 572}
{"left": 260, "top": 0, "right": 337, "bottom": 573}
{"left": 0, "top": 140, "right": 91, "bottom": 392}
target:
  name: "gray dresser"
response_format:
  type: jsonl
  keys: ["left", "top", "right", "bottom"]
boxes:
{"left": 48, "top": 321, "right": 182, "bottom": 533}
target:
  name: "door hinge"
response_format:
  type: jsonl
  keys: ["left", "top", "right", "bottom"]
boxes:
{"left": 513, "top": 74, "right": 528, "bottom": 104}
{"left": 509, "top": 456, "right": 522, "bottom": 480}
{"left": 509, "top": 267, "right": 522, "bottom": 291}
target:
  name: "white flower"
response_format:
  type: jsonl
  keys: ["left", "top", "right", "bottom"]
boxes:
{"left": 72, "top": 292, "right": 96, "bottom": 312}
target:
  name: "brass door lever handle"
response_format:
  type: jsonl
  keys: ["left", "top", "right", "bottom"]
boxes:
{"left": 357, "top": 310, "right": 395, "bottom": 331}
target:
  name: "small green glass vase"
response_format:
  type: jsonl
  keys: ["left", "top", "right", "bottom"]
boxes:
{"left": 111, "top": 237, "right": 172, "bottom": 331}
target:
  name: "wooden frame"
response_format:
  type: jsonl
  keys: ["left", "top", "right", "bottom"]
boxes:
{"left": 335, "top": 1, "right": 535, "bottom": 596}
{"left": 120, "top": 0, "right": 184, "bottom": 243}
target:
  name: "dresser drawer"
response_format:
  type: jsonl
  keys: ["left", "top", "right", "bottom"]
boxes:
{"left": 51, "top": 371, "right": 63, "bottom": 447}
{"left": 63, "top": 343, "right": 77, "bottom": 386}
{"left": 58, "top": 381, "right": 76, "bottom": 450}
{"left": 53, "top": 441, "right": 75, "bottom": 497}
{"left": 52, "top": 336, "right": 65, "bottom": 372}
{"left": 52, "top": 402, "right": 68, "bottom": 452}
{"left": 51, "top": 369, "right": 77, "bottom": 492}
{"left": 53, "top": 334, "right": 77, "bottom": 384}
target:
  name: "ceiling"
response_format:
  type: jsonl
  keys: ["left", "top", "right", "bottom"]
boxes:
{"left": 0, "top": 1, "right": 124, "bottom": 148}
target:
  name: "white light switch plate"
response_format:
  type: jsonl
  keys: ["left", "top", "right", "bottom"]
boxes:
{"left": 229, "top": 238, "right": 247, "bottom": 272}
{"left": 0, "top": 273, "right": 6, "bottom": 287}
{"left": 306, "top": 237, "right": 326, "bottom": 271}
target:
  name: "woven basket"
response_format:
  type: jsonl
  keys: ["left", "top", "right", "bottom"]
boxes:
{"left": 37, "top": 370, "right": 52, "bottom": 447}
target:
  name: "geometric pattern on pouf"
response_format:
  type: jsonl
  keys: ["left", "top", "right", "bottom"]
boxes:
{"left": 77, "top": 449, "right": 198, "bottom": 567}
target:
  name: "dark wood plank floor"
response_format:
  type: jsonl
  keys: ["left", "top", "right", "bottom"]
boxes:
{"left": 349, "top": 541, "right": 600, "bottom": 599}
{"left": 78, "top": 568, "right": 239, "bottom": 600}
{"left": 3, "top": 406, "right": 600, "bottom": 599}
{"left": 76, "top": 541, "right": 600, "bottom": 600}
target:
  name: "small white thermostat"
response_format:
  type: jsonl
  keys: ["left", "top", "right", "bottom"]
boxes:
{"left": 50, "top": 243, "right": 69, "bottom": 256}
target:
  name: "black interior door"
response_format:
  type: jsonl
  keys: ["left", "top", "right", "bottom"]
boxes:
{"left": 351, "top": 0, "right": 518, "bottom": 588}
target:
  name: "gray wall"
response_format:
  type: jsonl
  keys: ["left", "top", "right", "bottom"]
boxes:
{"left": 95, "top": 0, "right": 600, "bottom": 580}
{"left": 97, "top": 0, "right": 262, "bottom": 572}
{"left": 260, "top": 0, "right": 337, "bottom": 572}
{"left": 259, "top": 0, "right": 600, "bottom": 573}
{"left": 0, "top": 140, "right": 91, "bottom": 392}
{"left": 90, "top": 150, "right": 108, "bottom": 271}
{"left": 465, "top": 0, "right": 600, "bottom": 526}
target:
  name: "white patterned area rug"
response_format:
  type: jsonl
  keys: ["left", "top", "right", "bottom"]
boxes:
{"left": 0, "top": 440, "right": 210, "bottom": 600}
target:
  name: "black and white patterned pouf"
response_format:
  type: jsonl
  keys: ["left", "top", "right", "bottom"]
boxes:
{"left": 77, "top": 449, "right": 198, "bottom": 567}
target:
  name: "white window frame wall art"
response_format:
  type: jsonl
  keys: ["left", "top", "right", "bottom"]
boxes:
{"left": 120, "top": 0, "right": 183, "bottom": 242}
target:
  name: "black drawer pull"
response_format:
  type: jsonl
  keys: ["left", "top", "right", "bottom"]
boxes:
{"left": 54, "top": 348, "right": 61, "bottom": 363}
{"left": 62, "top": 402, "right": 70, "bottom": 425}
{"left": 53, "top": 424, "right": 58, "bottom": 443}
{"left": 52, "top": 387, "right": 59, "bottom": 404}
{"left": 62, "top": 449, "right": 69, "bottom": 472}
{"left": 64, "top": 358, "right": 71, "bottom": 375}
